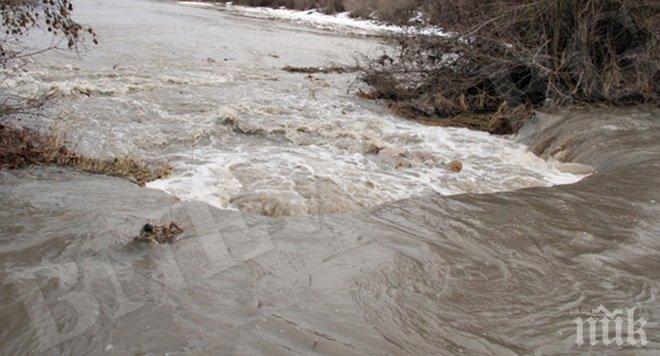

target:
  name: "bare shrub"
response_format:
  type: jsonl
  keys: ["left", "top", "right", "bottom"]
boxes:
{"left": 372, "top": 0, "right": 418, "bottom": 24}
{"left": 1, "top": 0, "right": 97, "bottom": 61}
{"left": 343, "top": 0, "right": 418, "bottom": 23}
{"left": 340, "top": 0, "right": 372, "bottom": 18}
{"left": 1, "top": 0, "right": 97, "bottom": 120}
{"left": 360, "top": 0, "right": 659, "bottom": 133}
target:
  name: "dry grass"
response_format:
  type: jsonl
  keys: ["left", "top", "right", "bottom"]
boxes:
{"left": 1, "top": 0, "right": 97, "bottom": 60}
{"left": 0, "top": 124, "right": 171, "bottom": 186}
{"left": 392, "top": 102, "right": 534, "bottom": 134}
{"left": 343, "top": 0, "right": 418, "bottom": 24}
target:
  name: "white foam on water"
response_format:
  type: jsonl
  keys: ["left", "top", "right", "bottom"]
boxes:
{"left": 8, "top": 64, "right": 586, "bottom": 216}
{"left": 145, "top": 104, "right": 586, "bottom": 215}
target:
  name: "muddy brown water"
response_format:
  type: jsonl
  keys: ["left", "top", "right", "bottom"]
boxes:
{"left": 1, "top": 106, "right": 658, "bottom": 355}
{"left": 1, "top": 0, "right": 659, "bottom": 355}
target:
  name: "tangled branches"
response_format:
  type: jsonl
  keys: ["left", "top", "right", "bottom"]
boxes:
{"left": 361, "top": 0, "right": 659, "bottom": 133}
{"left": 1, "top": 0, "right": 97, "bottom": 61}
{"left": 1, "top": 0, "right": 97, "bottom": 120}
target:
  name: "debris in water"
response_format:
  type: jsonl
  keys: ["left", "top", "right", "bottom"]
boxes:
{"left": 282, "top": 65, "right": 358, "bottom": 74}
{"left": 357, "top": 89, "right": 376, "bottom": 100}
{"left": 395, "top": 159, "right": 412, "bottom": 170}
{"left": 134, "top": 222, "right": 184, "bottom": 244}
{"left": 448, "top": 160, "right": 463, "bottom": 173}
{"left": 364, "top": 141, "right": 384, "bottom": 154}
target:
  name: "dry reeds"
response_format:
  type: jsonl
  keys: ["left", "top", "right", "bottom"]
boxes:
{"left": 0, "top": 124, "right": 171, "bottom": 186}
{"left": 135, "top": 222, "right": 184, "bottom": 244}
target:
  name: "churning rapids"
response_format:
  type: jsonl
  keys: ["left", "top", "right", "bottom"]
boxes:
{"left": 0, "top": 0, "right": 658, "bottom": 354}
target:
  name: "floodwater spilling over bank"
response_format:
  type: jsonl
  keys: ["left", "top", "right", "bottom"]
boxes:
{"left": 1, "top": 0, "right": 659, "bottom": 354}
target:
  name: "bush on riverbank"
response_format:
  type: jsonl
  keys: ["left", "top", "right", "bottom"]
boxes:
{"left": 0, "top": 125, "right": 171, "bottom": 186}
{"left": 359, "top": 0, "right": 659, "bottom": 134}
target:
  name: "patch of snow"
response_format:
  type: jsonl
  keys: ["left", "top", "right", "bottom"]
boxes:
{"left": 178, "top": 1, "right": 445, "bottom": 36}
{"left": 178, "top": 1, "right": 215, "bottom": 8}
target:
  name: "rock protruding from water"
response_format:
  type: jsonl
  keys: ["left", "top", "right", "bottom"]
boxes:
{"left": 448, "top": 160, "right": 463, "bottom": 173}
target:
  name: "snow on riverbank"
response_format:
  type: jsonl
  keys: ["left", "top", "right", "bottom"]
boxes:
{"left": 178, "top": 1, "right": 444, "bottom": 36}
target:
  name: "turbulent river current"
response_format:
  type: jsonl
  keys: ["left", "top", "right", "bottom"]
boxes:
{"left": 0, "top": 0, "right": 658, "bottom": 354}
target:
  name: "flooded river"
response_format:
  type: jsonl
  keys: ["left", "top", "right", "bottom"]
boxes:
{"left": 0, "top": 0, "right": 658, "bottom": 354}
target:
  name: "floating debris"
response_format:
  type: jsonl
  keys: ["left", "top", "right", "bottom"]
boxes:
{"left": 282, "top": 65, "right": 358, "bottom": 74}
{"left": 448, "top": 160, "right": 463, "bottom": 173}
{"left": 134, "top": 222, "right": 184, "bottom": 244}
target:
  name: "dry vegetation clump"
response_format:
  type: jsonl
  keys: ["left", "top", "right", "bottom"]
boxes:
{"left": 0, "top": 124, "right": 171, "bottom": 186}
{"left": 135, "top": 222, "right": 184, "bottom": 244}
{"left": 360, "top": 0, "right": 659, "bottom": 134}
